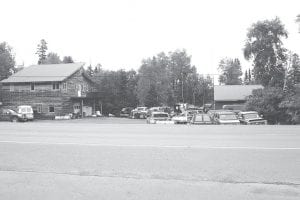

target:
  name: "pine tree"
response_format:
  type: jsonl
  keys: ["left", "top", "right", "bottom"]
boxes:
{"left": 36, "top": 39, "right": 48, "bottom": 64}
{"left": 248, "top": 69, "right": 252, "bottom": 82}
{"left": 244, "top": 70, "right": 249, "bottom": 84}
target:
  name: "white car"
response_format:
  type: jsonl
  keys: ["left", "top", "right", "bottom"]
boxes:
{"left": 147, "top": 112, "right": 170, "bottom": 124}
{"left": 213, "top": 111, "right": 240, "bottom": 125}
{"left": 172, "top": 112, "right": 189, "bottom": 124}
{"left": 131, "top": 107, "right": 148, "bottom": 119}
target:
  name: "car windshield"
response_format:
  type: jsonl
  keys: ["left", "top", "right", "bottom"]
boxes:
{"left": 194, "top": 115, "right": 203, "bottom": 122}
{"left": 203, "top": 115, "right": 211, "bottom": 121}
{"left": 219, "top": 114, "right": 237, "bottom": 120}
{"left": 153, "top": 114, "right": 168, "bottom": 118}
{"left": 19, "top": 107, "right": 33, "bottom": 113}
{"left": 243, "top": 113, "right": 259, "bottom": 119}
{"left": 137, "top": 108, "right": 146, "bottom": 111}
{"left": 195, "top": 115, "right": 211, "bottom": 122}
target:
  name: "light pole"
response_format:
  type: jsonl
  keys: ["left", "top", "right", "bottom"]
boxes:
{"left": 296, "top": 14, "right": 300, "bottom": 33}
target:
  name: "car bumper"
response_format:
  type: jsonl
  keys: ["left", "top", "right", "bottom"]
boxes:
{"left": 247, "top": 121, "right": 267, "bottom": 125}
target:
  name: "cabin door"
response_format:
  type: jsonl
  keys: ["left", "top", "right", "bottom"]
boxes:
{"left": 73, "top": 103, "right": 80, "bottom": 114}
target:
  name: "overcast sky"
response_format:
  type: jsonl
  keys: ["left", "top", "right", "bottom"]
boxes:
{"left": 1, "top": 0, "right": 300, "bottom": 75}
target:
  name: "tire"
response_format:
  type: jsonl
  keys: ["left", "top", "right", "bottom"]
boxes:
{"left": 11, "top": 117, "right": 18, "bottom": 122}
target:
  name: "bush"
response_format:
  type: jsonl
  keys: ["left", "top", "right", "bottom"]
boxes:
{"left": 245, "top": 87, "right": 288, "bottom": 124}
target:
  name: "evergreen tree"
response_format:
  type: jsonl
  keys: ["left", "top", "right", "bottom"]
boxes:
{"left": 248, "top": 69, "right": 252, "bottom": 82}
{"left": 244, "top": 70, "right": 249, "bottom": 84}
{"left": 36, "top": 39, "right": 48, "bottom": 64}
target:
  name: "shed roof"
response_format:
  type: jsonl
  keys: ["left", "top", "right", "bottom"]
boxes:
{"left": 1, "top": 63, "right": 84, "bottom": 83}
{"left": 214, "top": 85, "right": 263, "bottom": 101}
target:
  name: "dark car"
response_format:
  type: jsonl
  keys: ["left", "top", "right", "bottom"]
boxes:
{"left": 238, "top": 111, "right": 267, "bottom": 125}
{"left": 120, "top": 107, "right": 134, "bottom": 117}
{"left": 0, "top": 108, "right": 21, "bottom": 122}
{"left": 190, "top": 114, "right": 213, "bottom": 125}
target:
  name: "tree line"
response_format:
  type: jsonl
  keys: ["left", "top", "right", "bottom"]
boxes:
{"left": 87, "top": 50, "right": 213, "bottom": 115}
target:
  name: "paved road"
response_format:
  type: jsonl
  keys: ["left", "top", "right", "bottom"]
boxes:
{"left": 0, "top": 119, "right": 300, "bottom": 199}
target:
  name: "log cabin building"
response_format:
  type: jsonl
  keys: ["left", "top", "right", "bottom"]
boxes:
{"left": 0, "top": 63, "right": 100, "bottom": 119}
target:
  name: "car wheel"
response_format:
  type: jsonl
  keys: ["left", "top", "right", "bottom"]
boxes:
{"left": 11, "top": 117, "right": 18, "bottom": 122}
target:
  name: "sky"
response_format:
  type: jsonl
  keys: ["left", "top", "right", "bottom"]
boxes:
{"left": 1, "top": 0, "right": 300, "bottom": 76}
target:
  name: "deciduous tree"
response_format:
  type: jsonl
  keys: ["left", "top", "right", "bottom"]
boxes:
{"left": 218, "top": 58, "right": 242, "bottom": 85}
{"left": 245, "top": 87, "right": 287, "bottom": 124}
{"left": 44, "top": 52, "right": 62, "bottom": 64}
{"left": 0, "top": 42, "right": 16, "bottom": 81}
{"left": 244, "top": 17, "right": 288, "bottom": 87}
{"left": 62, "top": 56, "right": 74, "bottom": 63}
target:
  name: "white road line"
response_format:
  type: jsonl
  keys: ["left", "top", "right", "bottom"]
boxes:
{"left": 0, "top": 140, "right": 299, "bottom": 150}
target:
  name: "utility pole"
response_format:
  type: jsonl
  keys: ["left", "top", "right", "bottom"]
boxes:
{"left": 213, "top": 75, "right": 215, "bottom": 110}
{"left": 181, "top": 72, "right": 184, "bottom": 103}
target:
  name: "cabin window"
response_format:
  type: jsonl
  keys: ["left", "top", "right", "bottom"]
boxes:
{"left": 10, "top": 84, "right": 14, "bottom": 92}
{"left": 62, "top": 82, "right": 67, "bottom": 90}
{"left": 36, "top": 104, "right": 43, "bottom": 113}
{"left": 52, "top": 83, "right": 59, "bottom": 90}
{"left": 49, "top": 106, "right": 55, "bottom": 113}
{"left": 30, "top": 83, "right": 35, "bottom": 91}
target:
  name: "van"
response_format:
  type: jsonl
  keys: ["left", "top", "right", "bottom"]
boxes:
{"left": 17, "top": 105, "right": 34, "bottom": 121}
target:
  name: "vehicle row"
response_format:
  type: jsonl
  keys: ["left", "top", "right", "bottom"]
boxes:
{"left": 146, "top": 110, "right": 267, "bottom": 125}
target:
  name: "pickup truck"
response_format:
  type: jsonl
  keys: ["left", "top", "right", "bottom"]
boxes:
{"left": 238, "top": 111, "right": 267, "bottom": 125}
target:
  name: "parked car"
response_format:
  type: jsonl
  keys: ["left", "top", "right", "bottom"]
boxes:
{"left": 172, "top": 112, "right": 189, "bottom": 124}
{"left": 120, "top": 107, "right": 133, "bottom": 117}
{"left": 238, "top": 111, "right": 267, "bottom": 125}
{"left": 131, "top": 107, "right": 148, "bottom": 119}
{"left": 0, "top": 108, "right": 20, "bottom": 122}
{"left": 146, "top": 112, "right": 170, "bottom": 124}
{"left": 212, "top": 111, "right": 240, "bottom": 125}
{"left": 190, "top": 113, "right": 213, "bottom": 125}
{"left": 186, "top": 109, "right": 203, "bottom": 121}
{"left": 207, "top": 110, "right": 223, "bottom": 119}
{"left": 16, "top": 105, "right": 34, "bottom": 121}
{"left": 147, "top": 106, "right": 171, "bottom": 116}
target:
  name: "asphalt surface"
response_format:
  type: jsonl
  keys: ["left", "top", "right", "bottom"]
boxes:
{"left": 0, "top": 118, "right": 300, "bottom": 200}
